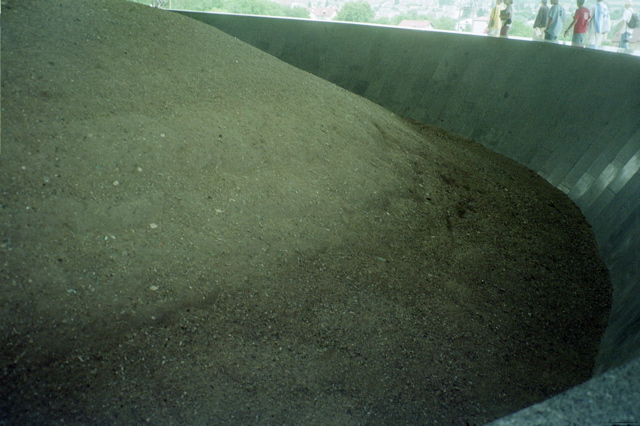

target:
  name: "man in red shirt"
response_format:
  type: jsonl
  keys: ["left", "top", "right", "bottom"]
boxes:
{"left": 564, "top": 0, "right": 591, "bottom": 46}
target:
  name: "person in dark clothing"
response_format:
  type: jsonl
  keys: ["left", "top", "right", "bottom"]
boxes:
{"left": 500, "top": 0, "right": 514, "bottom": 37}
{"left": 533, "top": 0, "right": 550, "bottom": 39}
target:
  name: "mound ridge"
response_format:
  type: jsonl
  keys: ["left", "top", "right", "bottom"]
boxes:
{"left": 2, "top": 0, "right": 427, "bottom": 311}
{"left": 1, "top": 0, "right": 610, "bottom": 424}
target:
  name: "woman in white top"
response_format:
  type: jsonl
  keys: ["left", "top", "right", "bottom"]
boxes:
{"left": 616, "top": 0, "right": 635, "bottom": 49}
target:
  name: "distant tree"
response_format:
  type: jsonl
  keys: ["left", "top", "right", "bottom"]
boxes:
{"left": 431, "top": 16, "right": 456, "bottom": 30}
{"left": 439, "top": 0, "right": 455, "bottom": 6}
{"left": 171, "top": 0, "right": 224, "bottom": 10}
{"left": 147, "top": 0, "right": 311, "bottom": 17}
{"left": 335, "top": 1, "right": 375, "bottom": 22}
{"left": 226, "top": 0, "right": 282, "bottom": 15}
{"left": 286, "top": 5, "right": 311, "bottom": 18}
{"left": 210, "top": 0, "right": 227, "bottom": 10}
{"left": 374, "top": 17, "right": 394, "bottom": 25}
{"left": 610, "top": 9, "right": 623, "bottom": 20}
{"left": 514, "top": 8, "right": 534, "bottom": 21}
{"left": 374, "top": 10, "right": 429, "bottom": 25}
{"left": 506, "top": 19, "right": 531, "bottom": 37}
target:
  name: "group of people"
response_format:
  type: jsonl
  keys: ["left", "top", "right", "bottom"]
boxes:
{"left": 488, "top": 0, "right": 636, "bottom": 49}
{"left": 488, "top": 0, "right": 514, "bottom": 36}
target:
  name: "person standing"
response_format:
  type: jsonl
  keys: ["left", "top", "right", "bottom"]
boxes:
{"left": 487, "top": 0, "right": 504, "bottom": 37}
{"left": 589, "top": 0, "right": 611, "bottom": 47}
{"left": 545, "top": 0, "right": 566, "bottom": 41}
{"left": 501, "top": 0, "right": 514, "bottom": 37}
{"left": 615, "top": 0, "right": 635, "bottom": 49}
{"left": 564, "top": 0, "right": 591, "bottom": 46}
{"left": 533, "top": 0, "right": 550, "bottom": 39}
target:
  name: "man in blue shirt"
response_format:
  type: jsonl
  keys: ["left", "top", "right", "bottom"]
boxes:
{"left": 545, "top": 0, "right": 567, "bottom": 41}
{"left": 589, "top": 0, "right": 611, "bottom": 46}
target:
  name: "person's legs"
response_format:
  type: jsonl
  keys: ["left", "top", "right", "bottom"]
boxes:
{"left": 619, "top": 31, "right": 630, "bottom": 49}
{"left": 544, "top": 32, "right": 558, "bottom": 41}
{"left": 572, "top": 33, "right": 586, "bottom": 46}
{"left": 594, "top": 32, "right": 604, "bottom": 46}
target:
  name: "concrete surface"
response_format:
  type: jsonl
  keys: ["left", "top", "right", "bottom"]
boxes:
{"left": 175, "top": 11, "right": 640, "bottom": 423}
{"left": 488, "top": 355, "right": 640, "bottom": 425}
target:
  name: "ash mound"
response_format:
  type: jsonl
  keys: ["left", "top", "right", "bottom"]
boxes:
{"left": 0, "top": 1, "right": 610, "bottom": 424}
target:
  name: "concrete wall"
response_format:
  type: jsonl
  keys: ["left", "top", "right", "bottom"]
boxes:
{"left": 175, "top": 10, "right": 640, "bottom": 415}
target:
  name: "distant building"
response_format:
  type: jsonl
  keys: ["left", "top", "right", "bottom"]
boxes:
{"left": 309, "top": 7, "right": 337, "bottom": 20}
{"left": 456, "top": 18, "right": 473, "bottom": 31}
{"left": 472, "top": 16, "right": 489, "bottom": 34}
{"left": 398, "top": 20, "right": 434, "bottom": 30}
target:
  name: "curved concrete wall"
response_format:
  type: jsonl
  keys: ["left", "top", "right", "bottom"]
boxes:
{"left": 176, "top": 10, "right": 640, "bottom": 418}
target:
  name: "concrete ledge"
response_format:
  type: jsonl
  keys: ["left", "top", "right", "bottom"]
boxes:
{"left": 488, "top": 355, "right": 640, "bottom": 425}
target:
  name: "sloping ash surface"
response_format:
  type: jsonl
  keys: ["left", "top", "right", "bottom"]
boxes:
{"left": 0, "top": 1, "right": 610, "bottom": 424}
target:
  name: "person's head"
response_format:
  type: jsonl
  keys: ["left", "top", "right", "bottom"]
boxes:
{"left": 541, "top": 0, "right": 547, "bottom": 4}
{"left": 551, "top": 0, "right": 558, "bottom": 5}
{"left": 577, "top": 0, "right": 584, "bottom": 6}
{"left": 624, "top": 0, "right": 632, "bottom": 8}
